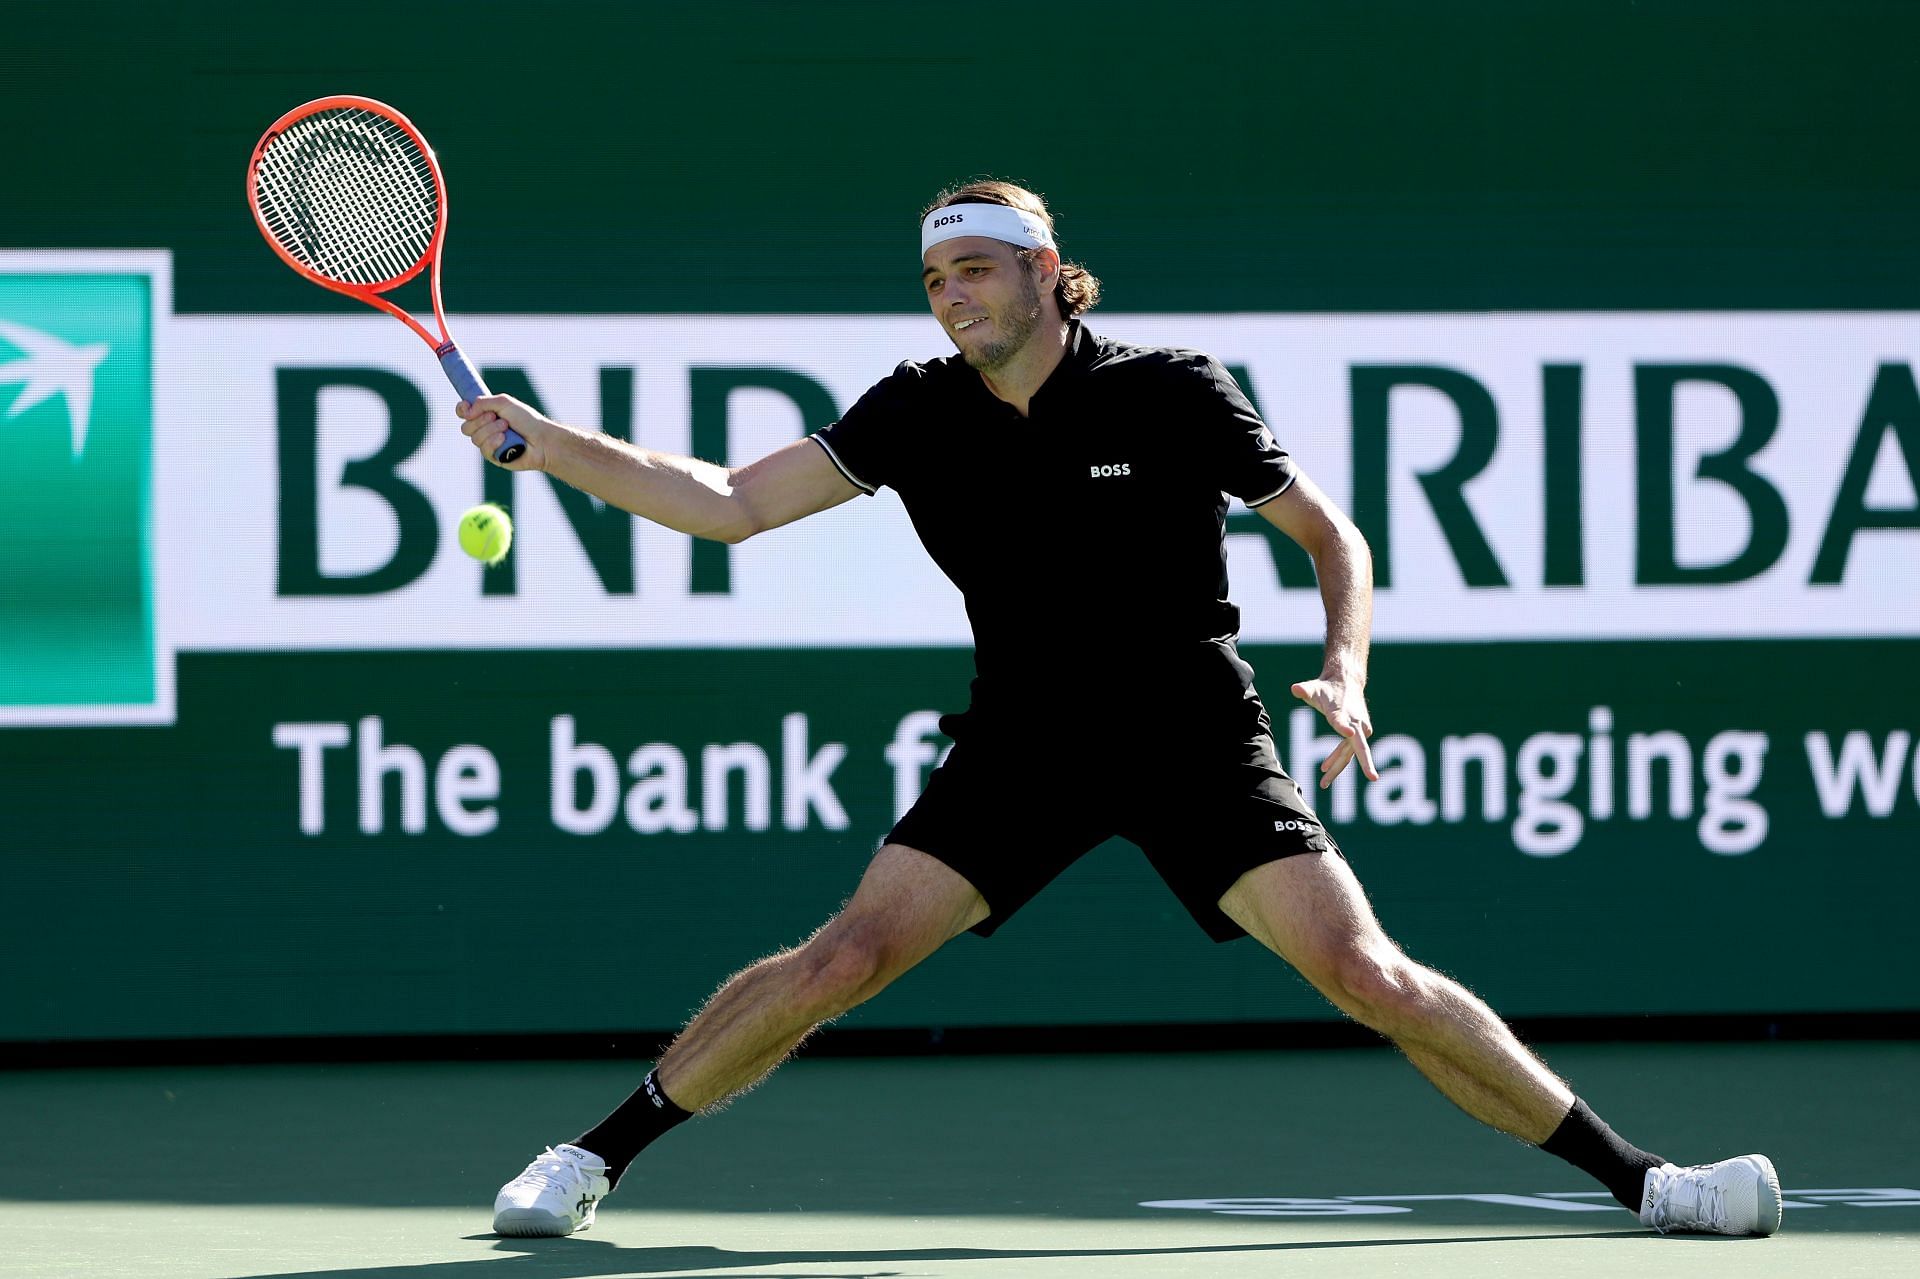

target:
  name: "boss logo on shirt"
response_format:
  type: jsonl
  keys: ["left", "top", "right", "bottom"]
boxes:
{"left": 1090, "top": 463, "right": 1132, "bottom": 477}
{"left": 1274, "top": 819, "right": 1319, "bottom": 834}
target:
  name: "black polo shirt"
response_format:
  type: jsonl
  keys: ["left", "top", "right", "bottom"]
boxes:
{"left": 811, "top": 321, "right": 1297, "bottom": 720}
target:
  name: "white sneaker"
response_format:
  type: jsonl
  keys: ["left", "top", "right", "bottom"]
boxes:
{"left": 1639, "top": 1154, "right": 1782, "bottom": 1236}
{"left": 492, "top": 1144, "right": 611, "bottom": 1237}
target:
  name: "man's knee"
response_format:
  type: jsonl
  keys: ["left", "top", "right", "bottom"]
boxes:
{"left": 792, "top": 920, "right": 907, "bottom": 1018}
{"left": 1311, "top": 944, "right": 1434, "bottom": 1033}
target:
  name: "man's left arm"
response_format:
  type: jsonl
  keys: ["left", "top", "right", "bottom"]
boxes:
{"left": 1254, "top": 469, "right": 1379, "bottom": 788}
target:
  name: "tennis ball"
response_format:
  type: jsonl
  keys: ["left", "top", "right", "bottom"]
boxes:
{"left": 457, "top": 503, "right": 513, "bottom": 565}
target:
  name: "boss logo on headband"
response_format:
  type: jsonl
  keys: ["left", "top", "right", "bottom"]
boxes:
{"left": 930, "top": 213, "right": 966, "bottom": 229}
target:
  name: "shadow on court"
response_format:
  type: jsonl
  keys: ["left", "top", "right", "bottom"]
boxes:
{"left": 243, "top": 1231, "right": 1649, "bottom": 1279}
{"left": 2, "top": 1043, "right": 1914, "bottom": 1237}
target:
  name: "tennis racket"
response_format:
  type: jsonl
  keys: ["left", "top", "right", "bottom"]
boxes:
{"left": 246, "top": 95, "right": 525, "bottom": 463}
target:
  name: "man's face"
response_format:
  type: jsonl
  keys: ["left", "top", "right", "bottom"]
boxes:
{"left": 921, "top": 236, "right": 1048, "bottom": 372}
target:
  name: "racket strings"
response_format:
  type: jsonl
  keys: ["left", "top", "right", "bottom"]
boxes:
{"left": 277, "top": 112, "right": 436, "bottom": 283}
{"left": 254, "top": 107, "right": 440, "bottom": 287}
{"left": 268, "top": 110, "right": 436, "bottom": 282}
{"left": 260, "top": 147, "right": 429, "bottom": 284}
{"left": 302, "top": 155, "right": 427, "bottom": 283}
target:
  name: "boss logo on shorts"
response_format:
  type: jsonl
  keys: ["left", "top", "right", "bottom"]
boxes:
{"left": 1274, "top": 819, "right": 1320, "bottom": 835}
{"left": 1090, "top": 462, "right": 1133, "bottom": 478}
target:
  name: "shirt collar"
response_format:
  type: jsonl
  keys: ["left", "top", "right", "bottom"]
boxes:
{"left": 953, "top": 317, "right": 1099, "bottom": 415}
{"left": 1034, "top": 319, "right": 1098, "bottom": 396}
{"left": 1062, "top": 319, "right": 1098, "bottom": 373}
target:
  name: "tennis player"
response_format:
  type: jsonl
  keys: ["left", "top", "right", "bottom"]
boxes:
{"left": 461, "top": 181, "right": 1781, "bottom": 1240}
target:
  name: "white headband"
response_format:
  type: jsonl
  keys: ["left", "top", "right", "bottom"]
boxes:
{"left": 920, "top": 203, "right": 1056, "bottom": 257}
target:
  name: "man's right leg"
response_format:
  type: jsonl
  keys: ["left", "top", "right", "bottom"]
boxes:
{"left": 493, "top": 843, "right": 986, "bottom": 1236}
{"left": 653, "top": 842, "right": 989, "bottom": 1110}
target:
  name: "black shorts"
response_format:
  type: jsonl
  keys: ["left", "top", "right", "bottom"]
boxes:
{"left": 886, "top": 698, "right": 1342, "bottom": 943}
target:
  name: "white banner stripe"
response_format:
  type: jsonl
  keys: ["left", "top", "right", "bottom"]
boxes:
{"left": 154, "top": 310, "right": 1919, "bottom": 652}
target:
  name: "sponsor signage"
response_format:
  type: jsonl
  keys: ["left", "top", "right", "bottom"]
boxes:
{"left": 0, "top": 253, "right": 171, "bottom": 725}
{"left": 7, "top": 252, "right": 1914, "bottom": 705}
{"left": 166, "top": 309, "right": 1916, "bottom": 654}
{"left": 4, "top": 253, "right": 1914, "bottom": 1039}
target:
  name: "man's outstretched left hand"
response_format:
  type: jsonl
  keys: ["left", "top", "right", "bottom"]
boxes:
{"left": 1290, "top": 677, "right": 1379, "bottom": 788}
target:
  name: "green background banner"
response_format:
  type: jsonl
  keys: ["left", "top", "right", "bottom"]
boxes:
{"left": 9, "top": 2, "right": 1920, "bottom": 315}
{"left": 3, "top": 2, "right": 1918, "bottom": 1046}
{"left": 4, "top": 640, "right": 1913, "bottom": 1042}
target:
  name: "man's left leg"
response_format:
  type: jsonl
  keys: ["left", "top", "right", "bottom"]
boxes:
{"left": 1217, "top": 850, "right": 1781, "bottom": 1236}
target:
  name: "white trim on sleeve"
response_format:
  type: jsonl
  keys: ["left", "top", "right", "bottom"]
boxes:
{"left": 1243, "top": 470, "right": 1299, "bottom": 509}
{"left": 810, "top": 433, "right": 877, "bottom": 495}
{"left": 1236, "top": 468, "right": 1297, "bottom": 506}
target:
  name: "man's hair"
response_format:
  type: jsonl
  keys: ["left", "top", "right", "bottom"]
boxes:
{"left": 923, "top": 179, "right": 1102, "bottom": 318}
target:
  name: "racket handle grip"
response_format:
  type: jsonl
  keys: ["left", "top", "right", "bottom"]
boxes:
{"left": 438, "top": 341, "right": 527, "bottom": 464}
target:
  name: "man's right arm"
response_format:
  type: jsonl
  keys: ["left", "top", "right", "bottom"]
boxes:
{"left": 457, "top": 393, "right": 861, "bottom": 543}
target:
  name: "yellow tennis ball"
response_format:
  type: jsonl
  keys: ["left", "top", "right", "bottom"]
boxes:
{"left": 457, "top": 503, "right": 513, "bottom": 565}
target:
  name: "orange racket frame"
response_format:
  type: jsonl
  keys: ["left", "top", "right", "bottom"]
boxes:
{"left": 246, "top": 94, "right": 524, "bottom": 462}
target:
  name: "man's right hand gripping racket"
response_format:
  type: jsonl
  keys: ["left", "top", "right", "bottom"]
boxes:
{"left": 246, "top": 95, "right": 526, "bottom": 463}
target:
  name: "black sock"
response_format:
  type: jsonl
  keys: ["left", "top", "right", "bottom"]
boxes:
{"left": 570, "top": 1069, "right": 693, "bottom": 1189}
{"left": 1538, "top": 1097, "right": 1668, "bottom": 1211}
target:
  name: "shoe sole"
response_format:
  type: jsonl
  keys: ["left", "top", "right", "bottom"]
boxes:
{"left": 1751, "top": 1155, "right": 1782, "bottom": 1236}
{"left": 493, "top": 1207, "right": 585, "bottom": 1237}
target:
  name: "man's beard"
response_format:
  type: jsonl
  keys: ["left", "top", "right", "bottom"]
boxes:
{"left": 959, "top": 268, "right": 1044, "bottom": 372}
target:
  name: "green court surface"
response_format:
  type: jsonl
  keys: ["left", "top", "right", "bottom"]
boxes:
{"left": 2, "top": 1042, "right": 1913, "bottom": 1278}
